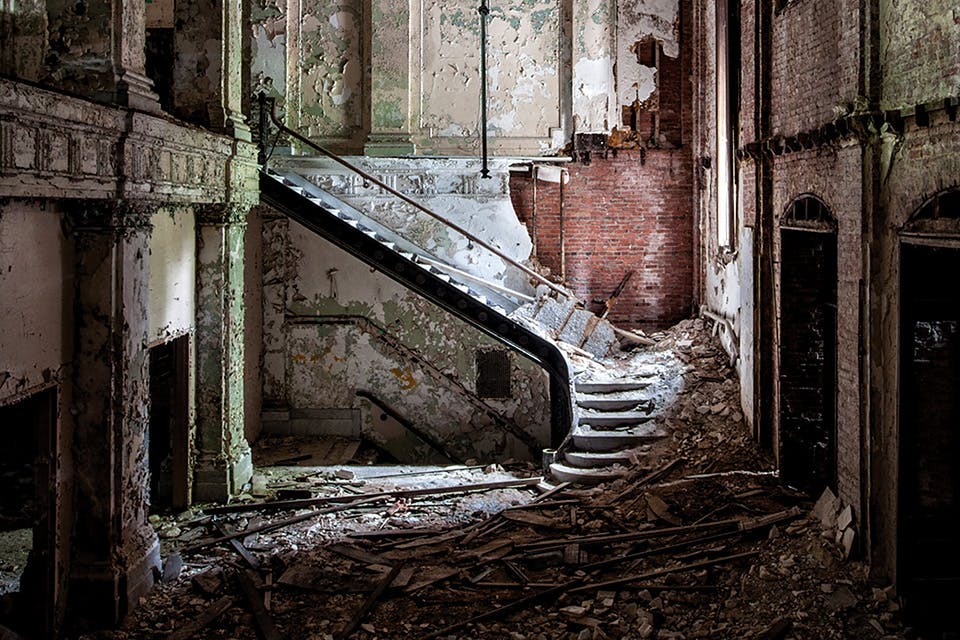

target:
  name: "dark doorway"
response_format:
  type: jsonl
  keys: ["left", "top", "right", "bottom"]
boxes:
{"left": 148, "top": 335, "right": 190, "bottom": 512}
{"left": 899, "top": 242, "right": 960, "bottom": 631}
{"left": 779, "top": 224, "right": 838, "bottom": 495}
{"left": 0, "top": 387, "right": 57, "bottom": 638}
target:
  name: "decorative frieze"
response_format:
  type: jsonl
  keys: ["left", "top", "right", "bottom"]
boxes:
{"left": 0, "top": 79, "right": 257, "bottom": 203}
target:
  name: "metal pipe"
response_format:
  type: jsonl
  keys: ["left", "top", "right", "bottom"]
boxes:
{"left": 263, "top": 97, "right": 576, "bottom": 302}
{"left": 478, "top": 0, "right": 490, "bottom": 178}
{"left": 531, "top": 165, "right": 538, "bottom": 255}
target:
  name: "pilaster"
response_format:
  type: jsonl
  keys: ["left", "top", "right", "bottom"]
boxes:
{"left": 43, "top": 0, "right": 159, "bottom": 111}
{"left": 173, "top": 0, "right": 250, "bottom": 140}
{"left": 364, "top": 0, "right": 416, "bottom": 156}
{"left": 193, "top": 203, "right": 253, "bottom": 501}
{"left": 66, "top": 200, "right": 160, "bottom": 626}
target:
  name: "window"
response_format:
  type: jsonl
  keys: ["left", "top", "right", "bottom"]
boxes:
{"left": 716, "top": 0, "right": 741, "bottom": 249}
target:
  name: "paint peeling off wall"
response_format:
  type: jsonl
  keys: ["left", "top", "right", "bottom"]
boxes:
{"left": 250, "top": 0, "right": 287, "bottom": 99}
{"left": 281, "top": 156, "right": 536, "bottom": 292}
{"left": 617, "top": 0, "right": 679, "bottom": 113}
{"left": 148, "top": 208, "right": 196, "bottom": 343}
{"left": 572, "top": 0, "right": 616, "bottom": 134}
{"left": 421, "top": 0, "right": 563, "bottom": 149}
{"left": 261, "top": 209, "right": 552, "bottom": 461}
{"left": 291, "top": 0, "right": 365, "bottom": 145}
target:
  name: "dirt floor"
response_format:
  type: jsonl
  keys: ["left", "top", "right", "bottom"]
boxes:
{"left": 74, "top": 319, "right": 926, "bottom": 640}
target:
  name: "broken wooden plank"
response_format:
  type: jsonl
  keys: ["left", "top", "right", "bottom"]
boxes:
{"left": 421, "top": 579, "right": 583, "bottom": 640}
{"left": 568, "top": 550, "right": 759, "bottom": 594}
{"left": 328, "top": 543, "right": 391, "bottom": 566}
{"left": 183, "top": 496, "right": 385, "bottom": 553}
{"left": 236, "top": 570, "right": 282, "bottom": 640}
{"left": 608, "top": 458, "right": 684, "bottom": 504}
{"left": 613, "top": 326, "right": 657, "bottom": 346}
{"left": 167, "top": 596, "right": 234, "bottom": 640}
{"left": 516, "top": 516, "right": 743, "bottom": 552}
{"left": 346, "top": 527, "right": 444, "bottom": 540}
{"left": 335, "top": 564, "right": 402, "bottom": 640}
{"left": 215, "top": 524, "right": 261, "bottom": 571}
{"left": 204, "top": 477, "right": 543, "bottom": 515}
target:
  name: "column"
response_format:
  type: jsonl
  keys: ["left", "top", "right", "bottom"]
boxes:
{"left": 193, "top": 203, "right": 253, "bottom": 502}
{"left": 67, "top": 201, "right": 160, "bottom": 626}
{"left": 43, "top": 0, "right": 159, "bottom": 111}
{"left": 173, "top": 0, "right": 250, "bottom": 139}
{"left": 364, "top": 0, "right": 416, "bottom": 155}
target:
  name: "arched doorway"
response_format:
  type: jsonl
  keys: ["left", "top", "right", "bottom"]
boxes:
{"left": 778, "top": 195, "right": 838, "bottom": 495}
{"left": 898, "top": 188, "right": 960, "bottom": 629}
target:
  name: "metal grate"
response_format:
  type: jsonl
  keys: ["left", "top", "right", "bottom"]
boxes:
{"left": 476, "top": 349, "right": 511, "bottom": 399}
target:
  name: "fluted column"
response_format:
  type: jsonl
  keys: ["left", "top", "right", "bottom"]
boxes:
{"left": 66, "top": 200, "right": 160, "bottom": 626}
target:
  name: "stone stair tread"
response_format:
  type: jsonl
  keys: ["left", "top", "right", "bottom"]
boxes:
{"left": 576, "top": 397, "right": 652, "bottom": 411}
{"left": 549, "top": 461, "right": 628, "bottom": 485}
{"left": 575, "top": 381, "right": 652, "bottom": 393}
{"left": 579, "top": 411, "right": 655, "bottom": 427}
{"left": 572, "top": 425, "right": 667, "bottom": 451}
{"left": 563, "top": 448, "right": 644, "bottom": 468}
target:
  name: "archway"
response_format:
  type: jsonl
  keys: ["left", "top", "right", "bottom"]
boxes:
{"left": 898, "top": 188, "right": 960, "bottom": 629}
{"left": 778, "top": 195, "right": 838, "bottom": 494}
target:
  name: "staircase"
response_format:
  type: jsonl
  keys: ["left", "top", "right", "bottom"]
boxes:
{"left": 257, "top": 100, "right": 667, "bottom": 484}
{"left": 549, "top": 378, "right": 668, "bottom": 484}
{"left": 259, "top": 167, "right": 575, "bottom": 452}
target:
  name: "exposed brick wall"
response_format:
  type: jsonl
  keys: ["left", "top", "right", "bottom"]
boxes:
{"left": 772, "top": 147, "right": 863, "bottom": 509}
{"left": 770, "top": 0, "right": 860, "bottom": 136}
{"left": 880, "top": 1, "right": 960, "bottom": 111}
{"left": 511, "top": 148, "right": 694, "bottom": 329}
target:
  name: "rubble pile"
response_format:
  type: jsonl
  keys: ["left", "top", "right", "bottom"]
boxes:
{"left": 88, "top": 320, "right": 912, "bottom": 640}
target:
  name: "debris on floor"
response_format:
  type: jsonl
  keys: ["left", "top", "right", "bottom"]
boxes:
{"left": 91, "top": 320, "right": 913, "bottom": 640}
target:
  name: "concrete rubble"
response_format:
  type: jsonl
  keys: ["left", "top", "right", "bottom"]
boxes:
{"left": 79, "top": 320, "right": 912, "bottom": 640}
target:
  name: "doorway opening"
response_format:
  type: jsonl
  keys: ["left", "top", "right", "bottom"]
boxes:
{"left": 778, "top": 197, "right": 838, "bottom": 495}
{"left": 0, "top": 387, "right": 57, "bottom": 637}
{"left": 899, "top": 241, "right": 960, "bottom": 630}
{"left": 148, "top": 335, "right": 190, "bottom": 512}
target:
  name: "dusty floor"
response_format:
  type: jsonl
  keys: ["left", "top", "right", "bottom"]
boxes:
{"left": 62, "top": 319, "right": 929, "bottom": 639}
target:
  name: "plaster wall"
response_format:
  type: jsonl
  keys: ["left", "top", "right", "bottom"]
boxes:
{"left": 0, "top": 202, "right": 72, "bottom": 401}
{"left": 148, "top": 208, "right": 196, "bottom": 343}
{"left": 281, "top": 156, "right": 535, "bottom": 292}
{"left": 261, "top": 209, "right": 552, "bottom": 461}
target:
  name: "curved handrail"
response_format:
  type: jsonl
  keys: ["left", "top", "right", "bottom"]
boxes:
{"left": 258, "top": 93, "right": 577, "bottom": 303}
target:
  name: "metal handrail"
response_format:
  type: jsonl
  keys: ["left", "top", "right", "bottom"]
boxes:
{"left": 258, "top": 94, "right": 576, "bottom": 302}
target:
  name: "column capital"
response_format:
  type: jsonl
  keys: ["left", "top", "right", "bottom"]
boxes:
{"left": 195, "top": 202, "right": 249, "bottom": 226}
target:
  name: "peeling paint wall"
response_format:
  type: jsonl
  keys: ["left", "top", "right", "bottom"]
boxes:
{"left": 282, "top": 156, "right": 535, "bottom": 292}
{"left": 261, "top": 207, "right": 552, "bottom": 461}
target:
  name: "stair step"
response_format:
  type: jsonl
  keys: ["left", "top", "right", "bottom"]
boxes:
{"left": 576, "top": 381, "right": 652, "bottom": 394}
{"left": 579, "top": 411, "right": 654, "bottom": 427}
{"left": 576, "top": 397, "right": 649, "bottom": 411}
{"left": 572, "top": 424, "right": 667, "bottom": 451}
{"left": 563, "top": 449, "right": 642, "bottom": 468}
{"left": 549, "top": 461, "right": 628, "bottom": 485}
